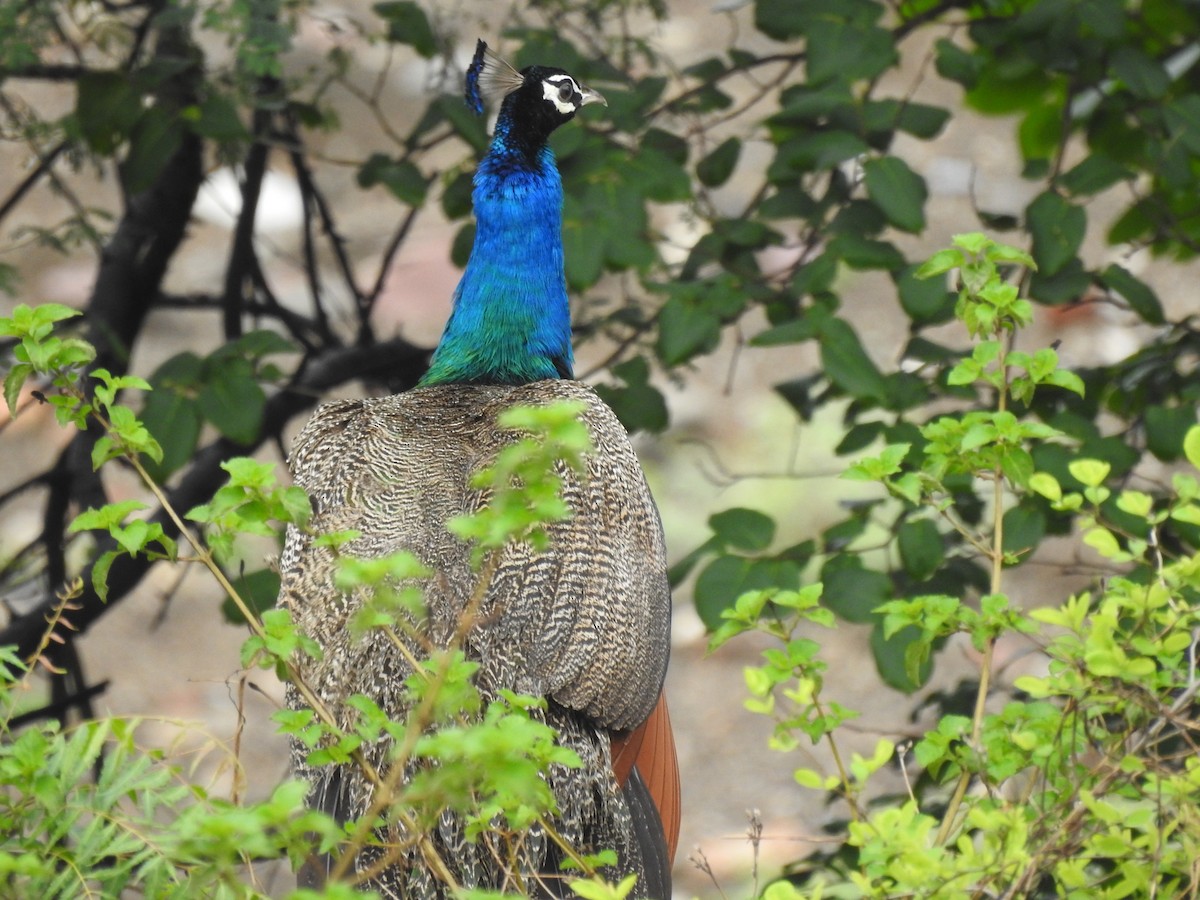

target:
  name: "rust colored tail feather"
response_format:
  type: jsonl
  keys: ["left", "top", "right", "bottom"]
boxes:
{"left": 612, "top": 691, "right": 680, "bottom": 863}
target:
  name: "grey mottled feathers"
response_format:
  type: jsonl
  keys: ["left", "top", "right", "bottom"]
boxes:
{"left": 279, "top": 380, "right": 672, "bottom": 897}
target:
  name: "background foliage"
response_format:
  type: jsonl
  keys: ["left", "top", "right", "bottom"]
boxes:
{"left": 1, "top": 0, "right": 1200, "bottom": 895}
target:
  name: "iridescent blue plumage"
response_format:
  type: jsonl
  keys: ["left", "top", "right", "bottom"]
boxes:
{"left": 421, "top": 42, "right": 604, "bottom": 387}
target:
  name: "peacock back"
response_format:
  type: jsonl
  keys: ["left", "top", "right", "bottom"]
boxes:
{"left": 280, "top": 379, "right": 672, "bottom": 898}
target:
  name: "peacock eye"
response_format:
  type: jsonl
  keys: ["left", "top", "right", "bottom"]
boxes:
{"left": 557, "top": 82, "right": 574, "bottom": 102}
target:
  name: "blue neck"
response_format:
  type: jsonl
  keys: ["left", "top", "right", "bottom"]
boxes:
{"left": 420, "top": 122, "right": 574, "bottom": 386}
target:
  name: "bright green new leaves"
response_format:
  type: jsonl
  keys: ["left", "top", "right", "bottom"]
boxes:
{"left": 409, "top": 692, "right": 579, "bottom": 836}
{"left": 0, "top": 303, "right": 93, "bottom": 418}
{"left": 187, "top": 457, "right": 311, "bottom": 563}
{"left": 68, "top": 501, "right": 177, "bottom": 600}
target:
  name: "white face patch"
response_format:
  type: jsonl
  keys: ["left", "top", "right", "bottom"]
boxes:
{"left": 542, "top": 74, "right": 581, "bottom": 115}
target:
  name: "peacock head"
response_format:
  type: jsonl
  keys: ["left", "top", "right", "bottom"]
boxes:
{"left": 465, "top": 40, "right": 606, "bottom": 145}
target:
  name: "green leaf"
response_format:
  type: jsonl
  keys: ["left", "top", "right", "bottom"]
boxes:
{"left": 357, "top": 153, "right": 427, "bottom": 206}
{"left": 1098, "top": 264, "right": 1164, "bottom": 325}
{"left": 221, "top": 569, "right": 281, "bottom": 625}
{"left": 697, "top": 137, "right": 741, "bottom": 187}
{"left": 818, "top": 317, "right": 887, "bottom": 401}
{"left": 1144, "top": 405, "right": 1196, "bottom": 462}
{"left": 197, "top": 361, "right": 265, "bottom": 445}
{"left": 122, "top": 105, "right": 184, "bottom": 194}
{"left": 709, "top": 508, "right": 776, "bottom": 552}
{"left": 1111, "top": 45, "right": 1169, "bottom": 99}
{"left": 694, "top": 556, "right": 752, "bottom": 630}
{"left": 895, "top": 265, "right": 954, "bottom": 324}
{"left": 1058, "top": 154, "right": 1131, "bottom": 197}
{"left": 1025, "top": 191, "right": 1085, "bottom": 277}
{"left": 1001, "top": 503, "right": 1045, "bottom": 561}
{"left": 656, "top": 294, "right": 721, "bottom": 366}
{"left": 140, "top": 389, "right": 202, "bottom": 481}
{"left": 593, "top": 357, "right": 668, "bottom": 434}
{"left": 863, "top": 157, "right": 927, "bottom": 233}
{"left": 871, "top": 621, "right": 930, "bottom": 692}
{"left": 1184, "top": 425, "right": 1200, "bottom": 471}
{"left": 373, "top": 1, "right": 437, "bottom": 57}
{"left": 806, "top": 20, "right": 897, "bottom": 85}
{"left": 75, "top": 72, "right": 141, "bottom": 153}
{"left": 191, "top": 93, "right": 250, "bottom": 143}
{"left": 897, "top": 519, "right": 943, "bottom": 582}
{"left": 1028, "top": 472, "right": 1062, "bottom": 502}
{"left": 821, "top": 556, "right": 891, "bottom": 623}
{"left": 1164, "top": 95, "right": 1200, "bottom": 154}
{"left": 441, "top": 170, "right": 473, "bottom": 219}
{"left": 3, "top": 363, "right": 32, "bottom": 416}
{"left": 1068, "top": 459, "right": 1111, "bottom": 488}
{"left": 894, "top": 102, "right": 950, "bottom": 139}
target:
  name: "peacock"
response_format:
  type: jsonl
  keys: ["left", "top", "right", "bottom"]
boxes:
{"left": 279, "top": 40, "right": 679, "bottom": 898}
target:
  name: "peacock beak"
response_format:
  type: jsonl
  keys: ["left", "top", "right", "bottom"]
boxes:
{"left": 579, "top": 85, "right": 607, "bottom": 107}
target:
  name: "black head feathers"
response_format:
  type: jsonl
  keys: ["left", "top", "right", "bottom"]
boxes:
{"left": 464, "top": 39, "right": 606, "bottom": 123}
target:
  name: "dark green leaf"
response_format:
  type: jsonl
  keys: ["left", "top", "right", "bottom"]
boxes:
{"left": 836, "top": 421, "right": 883, "bottom": 455}
{"left": 373, "top": 1, "right": 437, "bottom": 57}
{"left": 895, "top": 264, "right": 954, "bottom": 324}
{"left": 451, "top": 223, "right": 474, "bottom": 268}
{"left": 829, "top": 234, "right": 905, "bottom": 271}
{"left": 1025, "top": 191, "right": 1085, "bottom": 276}
{"left": 1029, "top": 259, "right": 1090, "bottom": 304}
{"left": 871, "top": 621, "right": 930, "bottom": 692}
{"left": 1111, "top": 45, "right": 1169, "bottom": 99}
{"left": 641, "top": 128, "right": 689, "bottom": 165}
{"left": 821, "top": 555, "right": 890, "bottom": 623}
{"left": 864, "top": 157, "right": 927, "bottom": 233}
{"left": 656, "top": 294, "right": 721, "bottom": 366}
{"left": 140, "top": 389, "right": 202, "bottom": 481}
{"left": 357, "top": 153, "right": 427, "bottom": 206}
{"left": 1099, "top": 264, "right": 1164, "bottom": 325}
{"left": 1164, "top": 96, "right": 1200, "bottom": 154}
{"left": 1057, "top": 154, "right": 1131, "bottom": 197}
{"left": 441, "top": 170, "right": 474, "bottom": 219}
{"left": 1001, "top": 503, "right": 1045, "bottom": 562}
{"left": 197, "top": 361, "right": 265, "bottom": 445}
{"left": 437, "top": 94, "right": 488, "bottom": 152}
{"left": 818, "top": 317, "right": 888, "bottom": 401}
{"left": 694, "top": 555, "right": 750, "bottom": 629}
{"left": 229, "top": 329, "right": 294, "bottom": 359}
{"left": 593, "top": 357, "right": 668, "bottom": 434}
{"left": 697, "top": 138, "right": 741, "bottom": 187}
{"left": 191, "top": 93, "right": 249, "bottom": 143}
{"left": 75, "top": 73, "right": 141, "bottom": 153}
{"left": 770, "top": 132, "right": 869, "bottom": 178}
{"left": 709, "top": 508, "right": 776, "bottom": 552}
{"left": 806, "top": 21, "right": 896, "bottom": 85}
{"left": 1144, "top": 405, "right": 1197, "bottom": 462}
{"left": 222, "top": 569, "right": 281, "bottom": 624}
{"left": 894, "top": 102, "right": 951, "bottom": 139}
{"left": 897, "top": 518, "right": 943, "bottom": 581}
{"left": 933, "top": 38, "right": 981, "bottom": 87}
{"left": 122, "top": 106, "right": 184, "bottom": 194}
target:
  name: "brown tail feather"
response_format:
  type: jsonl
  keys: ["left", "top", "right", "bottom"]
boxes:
{"left": 611, "top": 691, "right": 680, "bottom": 864}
